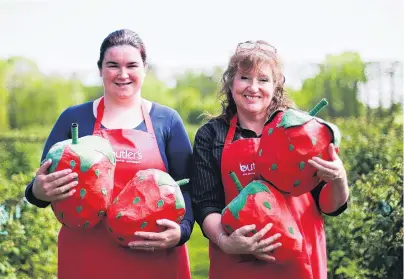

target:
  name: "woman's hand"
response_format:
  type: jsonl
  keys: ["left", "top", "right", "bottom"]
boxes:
{"left": 128, "top": 219, "right": 181, "bottom": 252}
{"left": 219, "top": 223, "right": 282, "bottom": 257}
{"left": 308, "top": 143, "right": 347, "bottom": 186}
{"left": 308, "top": 143, "right": 349, "bottom": 212}
{"left": 32, "top": 159, "right": 78, "bottom": 202}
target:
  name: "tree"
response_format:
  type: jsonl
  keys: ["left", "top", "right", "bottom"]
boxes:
{"left": 292, "top": 52, "right": 367, "bottom": 117}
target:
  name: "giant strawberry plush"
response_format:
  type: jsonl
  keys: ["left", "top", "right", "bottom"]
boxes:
{"left": 221, "top": 172, "right": 303, "bottom": 264}
{"left": 256, "top": 99, "right": 341, "bottom": 196}
{"left": 46, "top": 123, "right": 116, "bottom": 229}
{"left": 105, "top": 169, "right": 188, "bottom": 246}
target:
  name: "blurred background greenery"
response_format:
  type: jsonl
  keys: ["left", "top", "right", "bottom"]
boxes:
{"left": 0, "top": 51, "right": 402, "bottom": 278}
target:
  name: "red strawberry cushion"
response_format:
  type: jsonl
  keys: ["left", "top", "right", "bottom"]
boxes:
{"left": 221, "top": 172, "right": 303, "bottom": 264}
{"left": 105, "top": 169, "right": 188, "bottom": 246}
{"left": 46, "top": 123, "right": 116, "bottom": 229}
{"left": 256, "top": 99, "right": 341, "bottom": 196}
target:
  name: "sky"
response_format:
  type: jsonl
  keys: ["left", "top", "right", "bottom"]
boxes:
{"left": 0, "top": 0, "right": 403, "bottom": 105}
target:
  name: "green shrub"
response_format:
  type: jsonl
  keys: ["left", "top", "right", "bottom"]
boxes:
{"left": 326, "top": 116, "right": 403, "bottom": 279}
{"left": 0, "top": 115, "right": 402, "bottom": 278}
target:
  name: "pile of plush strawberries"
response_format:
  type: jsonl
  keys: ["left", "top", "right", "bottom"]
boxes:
{"left": 221, "top": 99, "right": 341, "bottom": 263}
{"left": 46, "top": 123, "right": 187, "bottom": 246}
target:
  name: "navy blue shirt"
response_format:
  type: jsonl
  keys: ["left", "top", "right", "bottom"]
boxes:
{"left": 25, "top": 100, "right": 194, "bottom": 246}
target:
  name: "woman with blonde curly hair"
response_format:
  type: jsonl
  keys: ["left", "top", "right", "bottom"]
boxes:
{"left": 190, "top": 40, "right": 349, "bottom": 279}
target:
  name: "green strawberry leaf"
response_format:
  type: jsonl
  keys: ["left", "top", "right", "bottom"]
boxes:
{"left": 228, "top": 181, "right": 270, "bottom": 220}
{"left": 175, "top": 196, "right": 185, "bottom": 210}
{"left": 70, "top": 136, "right": 116, "bottom": 172}
{"left": 45, "top": 143, "right": 65, "bottom": 173}
{"left": 277, "top": 109, "right": 313, "bottom": 129}
{"left": 157, "top": 171, "right": 176, "bottom": 187}
{"left": 175, "top": 186, "right": 185, "bottom": 210}
{"left": 156, "top": 171, "right": 185, "bottom": 210}
{"left": 314, "top": 118, "right": 342, "bottom": 147}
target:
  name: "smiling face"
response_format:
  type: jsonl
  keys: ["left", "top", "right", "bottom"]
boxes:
{"left": 231, "top": 63, "right": 275, "bottom": 118}
{"left": 99, "top": 45, "right": 147, "bottom": 101}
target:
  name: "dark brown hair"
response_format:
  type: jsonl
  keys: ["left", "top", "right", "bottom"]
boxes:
{"left": 97, "top": 29, "right": 147, "bottom": 69}
{"left": 217, "top": 40, "right": 295, "bottom": 122}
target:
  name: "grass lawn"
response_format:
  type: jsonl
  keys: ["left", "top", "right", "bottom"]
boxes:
{"left": 187, "top": 224, "right": 210, "bottom": 278}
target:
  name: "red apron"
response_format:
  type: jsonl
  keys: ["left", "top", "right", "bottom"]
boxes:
{"left": 209, "top": 114, "right": 326, "bottom": 279}
{"left": 58, "top": 97, "right": 191, "bottom": 279}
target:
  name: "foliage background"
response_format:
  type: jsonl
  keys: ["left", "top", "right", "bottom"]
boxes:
{"left": 0, "top": 53, "right": 403, "bottom": 278}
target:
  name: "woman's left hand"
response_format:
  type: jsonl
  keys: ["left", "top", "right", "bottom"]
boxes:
{"left": 308, "top": 143, "right": 347, "bottom": 186}
{"left": 128, "top": 219, "right": 181, "bottom": 252}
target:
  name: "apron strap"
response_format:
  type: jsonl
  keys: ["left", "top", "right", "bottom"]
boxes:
{"left": 93, "top": 97, "right": 105, "bottom": 132}
{"left": 93, "top": 96, "right": 155, "bottom": 136}
{"left": 141, "top": 101, "right": 155, "bottom": 136}
{"left": 224, "top": 114, "right": 238, "bottom": 146}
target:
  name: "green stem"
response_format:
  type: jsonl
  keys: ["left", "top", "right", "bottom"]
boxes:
{"left": 230, "top": 171, "right": 244, "bottom": 193}
{"left": 71, "top": 123, "right": 79, "bottom": 144}
{"left": 176, "top": 179, "right": 190, "bottom": 186}
{"left": 309, "top": 98, "right": 328, "bottom": 116}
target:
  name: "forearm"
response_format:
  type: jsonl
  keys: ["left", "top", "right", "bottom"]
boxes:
{"left": 319, "top": 178, "right": 349, "bottom": 214}
{"left": 202, "top": 213, "right": 227, "bottom": 246}
{"left": 25, "top": 179, "right": 50, "bottom": 208}
{"left": 177, "top": 191, "right": 194, "bottom": 246}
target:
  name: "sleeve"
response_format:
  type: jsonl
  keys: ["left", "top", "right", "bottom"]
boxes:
{"left": 190, "top": 124, "right": 225, "bottom": 228}
{"left": 310, "top": 182, "right": 348, "bottom": 216}
{"left": 25, "top": 108, "right": 72, "bottom": 208}
{"left": 166, "top": 110, "right": 195, "bottom": 246}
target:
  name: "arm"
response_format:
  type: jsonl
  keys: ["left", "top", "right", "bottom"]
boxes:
{"left": 189, "top": 124, "right": 225, "bottom": 231}
{"left": 25, "top": 108, "right": 73, "bottom": 208}
{"left": 166, "top": 110, "right": 195, "bottom": 246}
{"left": 309, "top": 143, "right": 349, "bottom": 214}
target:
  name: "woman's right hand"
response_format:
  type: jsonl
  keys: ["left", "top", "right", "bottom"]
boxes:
{"left": 218, "top": 223, "right": 282, "bottom": 259}
{"left": 32, "top": 159, "right": 78, "bottom": 202}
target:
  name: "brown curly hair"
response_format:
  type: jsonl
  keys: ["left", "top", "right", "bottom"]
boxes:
{"left": 217, "top": 40, "right": 295, "bottom": 122}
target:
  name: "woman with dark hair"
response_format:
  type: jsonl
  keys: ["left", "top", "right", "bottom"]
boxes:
{"left": 190, "top": 40, "right": 349, "bottom": 279}
{"left": 25, "top": 29, "right": 194, "bottom": 279}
